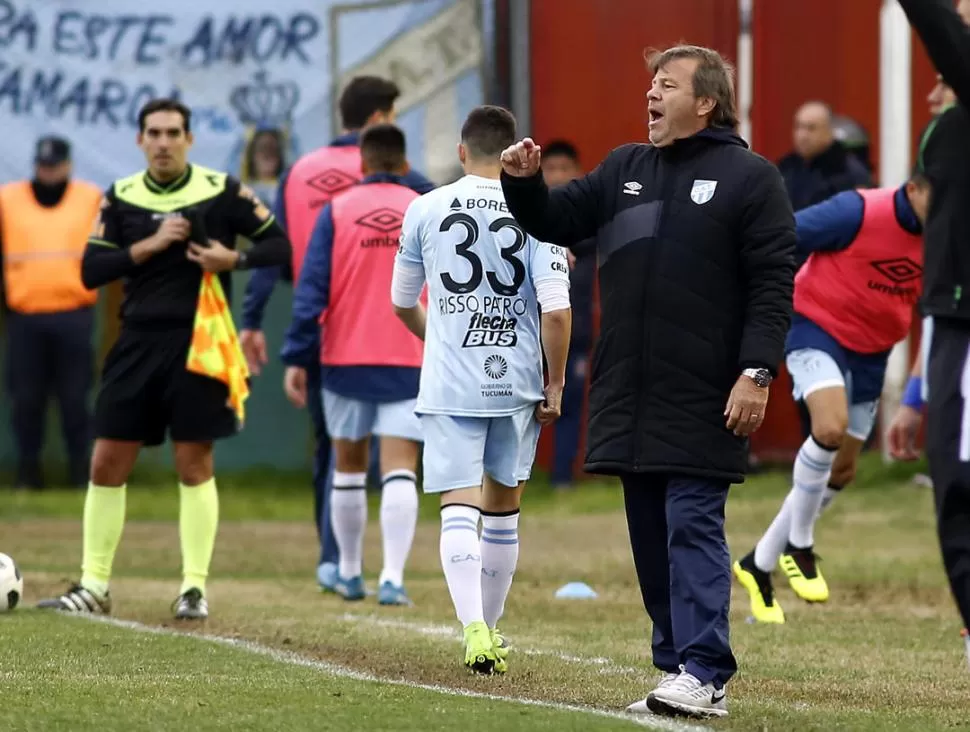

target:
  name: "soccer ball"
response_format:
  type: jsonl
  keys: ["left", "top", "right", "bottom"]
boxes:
{"left": 0, "top": 553, "right": 23, "bottom": 611}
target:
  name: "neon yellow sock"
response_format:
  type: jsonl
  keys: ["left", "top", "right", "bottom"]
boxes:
{"left": 179, "top": 477, "right": 219, "bottom": 596}
{"left": 80, "top": 483, "right": 127, "bottom": 598}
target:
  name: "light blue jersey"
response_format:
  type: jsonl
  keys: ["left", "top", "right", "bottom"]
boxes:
{"left": 396, "top": 174, "right": 570, "bottom": 417}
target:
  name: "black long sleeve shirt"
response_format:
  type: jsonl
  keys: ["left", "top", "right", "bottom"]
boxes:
{"left": 83, "top": 164, "right": 290, "bottom": 327}
{"left": 898, "top": 0, "right": 970, "bottom": 321}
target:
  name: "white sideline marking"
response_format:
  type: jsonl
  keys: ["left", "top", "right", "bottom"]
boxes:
{"left": 73, "top": 614, "right": 710, "bottom": 732}
{"left": 340, "top": 613, "right": 642, "bottom": 675}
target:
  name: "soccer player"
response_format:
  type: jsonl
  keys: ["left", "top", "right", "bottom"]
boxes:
{"left": 281, "top": 125, "right": 426, "bottom": 606}
{"left": 733, "top": 170, "right": 931, "bottom": 623}
{"left": 38, "top": 99, "right": 291, "bottom": 619}
{"left": 239, "top": 76, "right": 434, "bottom": 592}
{"left": 391, "top": 106, "right": 571, "bottom": 674}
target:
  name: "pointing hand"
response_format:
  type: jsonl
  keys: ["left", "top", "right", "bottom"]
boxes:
{"left": 500, "top": 138, "right": 542, "bottom": 178}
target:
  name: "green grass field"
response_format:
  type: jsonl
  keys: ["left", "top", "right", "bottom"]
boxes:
{"left": 2, "top": 456, "right": 969, "bottom": 731}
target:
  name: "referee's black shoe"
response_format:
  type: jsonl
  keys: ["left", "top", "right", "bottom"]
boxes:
{"left": 173, "top": 588, "right": 208, "bottom": 620}
{"left": 37, "top": 583, "right": 111, "bottom": 614}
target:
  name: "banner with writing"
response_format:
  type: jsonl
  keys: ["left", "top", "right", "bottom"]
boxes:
{"left": 0, "top": 0, "right": 493, "bottom": 192}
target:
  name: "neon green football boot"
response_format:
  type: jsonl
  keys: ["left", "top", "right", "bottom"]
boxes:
{"left": 463, "top": 621, "right": 498, "bottom": 675}
{"left": 491, "top": 627, "right": 509, "bottom": 674}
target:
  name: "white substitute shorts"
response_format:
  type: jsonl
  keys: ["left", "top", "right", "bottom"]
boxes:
{"left": 419, "top": 406, "right": 540, "bottom": 493}
{"left": 785, "top": 348, "right": 879, "bottom": 442}
{"left": 322, "top": 389, "right": 423, "bottom": 442}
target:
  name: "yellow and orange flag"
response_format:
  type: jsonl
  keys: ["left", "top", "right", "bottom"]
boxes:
{"left": 186, "top": 272, "right": 250, "bottom": 425}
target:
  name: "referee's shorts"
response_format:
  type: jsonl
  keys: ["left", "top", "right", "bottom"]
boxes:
{"left": 94, "top": 326, "right": 239, "bottom": 446}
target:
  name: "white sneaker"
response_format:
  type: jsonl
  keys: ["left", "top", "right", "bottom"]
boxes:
{"left": 646, "top": 666, "right": 728, "bottom": 719}
{"left": 625, "top": 672, "right": 679, "bottom": 714}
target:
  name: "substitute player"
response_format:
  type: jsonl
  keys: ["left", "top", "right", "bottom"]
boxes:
{"left": 733, "top": 170, "right": 930, "bottom": 623}
{"left": 240, "top": 76, "right": 434, "bottom": 592}
{"left": 391, "top": 106, "right": 571, "bottom": 674}
{"left": 39, "top": 99, "right": 291, "bottom": 619}
{"left": 281, "top": 125, "right": 425, "bottom": 606}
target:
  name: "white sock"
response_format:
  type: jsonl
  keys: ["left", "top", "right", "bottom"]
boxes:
{"left": 331, "top": 472, "right": 367, "bottom": 579}
{"left": 379, "top": 470, "right": 418, "bottom": 587}
{"left": 819, "top": 484, "right": 843, "bottom": 514}
{"left": 480, "top": 511, "right": 520, "bottom": 629}
{"left": 754, "top": 492, "right": 793, "bottom": 573}
{"left": 439, "top": 505, "right": 484, "bottom": 627}
{"left": 788, "top": 437, "right": 837, "bottom": 548}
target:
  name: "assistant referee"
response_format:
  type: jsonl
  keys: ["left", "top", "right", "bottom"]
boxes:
{"left": 38, "top": 98, "right": 290, "bottom": 620}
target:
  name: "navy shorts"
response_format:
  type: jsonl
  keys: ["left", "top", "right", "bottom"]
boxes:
{"left": 785, "top": 315, "right": 890, "bottom": 405}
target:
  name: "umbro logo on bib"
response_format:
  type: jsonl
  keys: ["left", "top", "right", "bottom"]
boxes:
{"left": 690, "top": 179, "right": 717, "bottom": 205}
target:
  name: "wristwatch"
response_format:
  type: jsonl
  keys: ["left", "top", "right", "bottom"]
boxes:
{"left": 742, "top": 367, "right": 772, "bottom": 388}
{"left": 234, "top": 251, "right": 249, "bottom": 270}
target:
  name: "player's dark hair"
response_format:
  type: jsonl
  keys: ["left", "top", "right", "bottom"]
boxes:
{"left": 542, "top": 140, "right": 579, "bottom": 162}
{"left": 360, "top": 124, "right": 407, "bottom": 173}
{"left": 138, "top": 98, "right": 192, "bottom": 133}
{"left": 339, "top": 76, "right": 400, "bottom": 130}
{"left": 461, "top": 105, "right": 517, "bottom": 160}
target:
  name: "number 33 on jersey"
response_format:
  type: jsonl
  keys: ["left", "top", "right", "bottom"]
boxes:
{"left": 396, "top": 174, "right": 570, "bottom": 417}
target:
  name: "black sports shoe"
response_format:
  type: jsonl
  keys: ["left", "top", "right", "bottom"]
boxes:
{"left": 173, "top": 588, "right": 208, "bottom": 620}
{"left": 38, "top": 583, "right": 111, "bottom": 614}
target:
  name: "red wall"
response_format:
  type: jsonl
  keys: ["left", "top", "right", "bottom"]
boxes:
{"left": 528, "top": 0, "right": 931, "bottom": 473}
{"left": 530, "top": 0, "right": 740, "bottom": 167}
{"left": 750, "top": 0, "right": 882, "bottom": 168}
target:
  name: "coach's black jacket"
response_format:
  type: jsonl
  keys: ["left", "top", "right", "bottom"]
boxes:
{"left": 502, "top": 128, "right": 795, "bottom": 483}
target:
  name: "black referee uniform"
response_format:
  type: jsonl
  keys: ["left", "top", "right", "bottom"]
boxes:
{"left": 82, "top": 163, "right": 290, "bottom": 445}
{"left": 900, "top": 0, "right": 970, "bottom": 631}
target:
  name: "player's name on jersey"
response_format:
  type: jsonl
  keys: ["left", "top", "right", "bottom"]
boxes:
{"left": 449, "top": 196, "right": 510, "bottom": 213}
{"left": 438, "top": 294, "right": 530, "bottom": 316}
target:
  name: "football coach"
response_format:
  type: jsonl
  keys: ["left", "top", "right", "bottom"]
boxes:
{"left": 500, "top": 45, "right": 795, "bottom": 720}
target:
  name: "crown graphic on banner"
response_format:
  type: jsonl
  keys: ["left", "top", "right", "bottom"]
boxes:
{"left": 229, "top": 71, "right": 300, "bottom": 127}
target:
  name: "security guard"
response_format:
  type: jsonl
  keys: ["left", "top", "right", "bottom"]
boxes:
{"left": 0, "top": 136, "right": 101, "bottom": 490}
{"left": 38, "top": 98, "right": 290, "bottom": 620}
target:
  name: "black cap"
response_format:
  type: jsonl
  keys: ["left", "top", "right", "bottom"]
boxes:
{"left": 34, "top": 136, "right": 71, "bottom": 166}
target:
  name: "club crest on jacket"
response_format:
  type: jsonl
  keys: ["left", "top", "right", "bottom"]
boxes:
{"left": 691, "top": 179, "right": 718, "bottom": 205}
